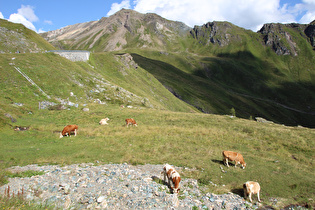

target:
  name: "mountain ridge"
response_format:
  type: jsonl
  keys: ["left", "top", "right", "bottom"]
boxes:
{"left": 40, "top": 9, "right": 315, "bottom": 54}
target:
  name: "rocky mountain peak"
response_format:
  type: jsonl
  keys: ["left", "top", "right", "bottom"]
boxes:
{"left": 190, "top": 21, "right": 241, "bottom": 46}
{"left": 40, "top": 9, "right": 191, "bottom": 51}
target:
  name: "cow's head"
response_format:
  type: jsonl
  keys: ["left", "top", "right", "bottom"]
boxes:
{"left": 242, "top": 163, "right": 246, "bottom": 169}
{"left": 171, "top": 187, "right": 180, "bottom": 194}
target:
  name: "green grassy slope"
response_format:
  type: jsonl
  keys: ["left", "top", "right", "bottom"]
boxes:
{"left": 0, "top": 52, "right": 196, "bottom": 127}
{"left": 1, "top": 104, "right": 314, "bottom": 208}
{"left": 125, "top": 27, "right": 315, "bottom": 127}
{"left": 0, "top": 19, "right": 56, "bottom": 53}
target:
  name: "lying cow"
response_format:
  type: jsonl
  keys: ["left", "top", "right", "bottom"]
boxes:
{"left": 243, "top": 181, "right": 261, "bottom": 202}
{"left": 60, "top": 125, "right": 78, "bottom": 138}
{"left": 162, "top": 164, "right": 181, "bottom": 194}
{"left": 99, "top": 117, "right": 110, "bottom": 125}
{"left": 222, "top": 150, "right": 246, "bottom": 169}
{"left": 125, "top": 118, "right": 137, "bottom": 127}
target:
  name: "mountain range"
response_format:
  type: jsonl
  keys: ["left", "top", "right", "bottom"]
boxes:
{"left": 1, "top": 9, "right": 314, "bottom": 127}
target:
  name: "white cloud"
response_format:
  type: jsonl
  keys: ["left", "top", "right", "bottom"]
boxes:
{"left": 107, "top": 0, "right": 131, "bottom": 16}
{"left": 44, "top": 20, "right": 53, "bottom": 25}
{"left": 8, "top": 13, "right": 37, "bottom": 31}
{"left": 130, "top": 0, "right": 313, "bottom": 31}
{"left": 4, "top": 5, "right": 40, "bottom": 32}
{"left": 0, "top": 12, "right": 4, "bottom": 19}
{"left": 38, "top": 28, "right": 46, "bottom": 33}
{"left": 17, "top": 5, "right": 38, "bottom": 22}
{"left": 299, "top": 0, "right": 315, "bottom": 23}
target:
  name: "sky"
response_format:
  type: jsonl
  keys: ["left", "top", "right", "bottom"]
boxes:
{"left": 0, "top": 0, "right": 314, "bottom": 33}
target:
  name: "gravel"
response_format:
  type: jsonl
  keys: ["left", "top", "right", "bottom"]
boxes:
{"left": 0, "top": 163, "right": 258, "bottom": 209}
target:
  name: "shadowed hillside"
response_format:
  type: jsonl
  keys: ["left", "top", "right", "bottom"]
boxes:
{"left": 40, "top": 9, "right": 315, "bottom": 127}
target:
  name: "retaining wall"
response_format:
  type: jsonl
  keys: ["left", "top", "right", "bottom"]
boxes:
{"left": 49, "top": 50, "right": 90, "bottom": 62}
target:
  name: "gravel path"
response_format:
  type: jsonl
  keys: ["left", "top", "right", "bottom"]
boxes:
{"left": 0, "top": 163, "right": 258, "bottom": 209}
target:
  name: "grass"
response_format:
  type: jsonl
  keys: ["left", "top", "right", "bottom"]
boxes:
{"left": 0, "top": 103, "right": 314, "bottom": 208}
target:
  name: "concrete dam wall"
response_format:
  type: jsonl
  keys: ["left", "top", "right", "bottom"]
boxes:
{"left": 49, "top": 50, "right": 90, "bottom": 62}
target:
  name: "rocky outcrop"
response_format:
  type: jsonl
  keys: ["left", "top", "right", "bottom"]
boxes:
{"left": 258, "top": 23, "right": 301, "bottom": 56}
{"left": 304, "top": 20, "right": 315, "bottom": 48}
{"left": 0, "top": 163, "right": 255, "bottom": 209}
{"left": 190, "top": 21, "right": 239, "bottom": 46}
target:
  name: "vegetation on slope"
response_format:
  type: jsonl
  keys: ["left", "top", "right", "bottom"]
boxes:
{"left": 0, "top": 104, "right": 314, "bottom": 208}
{"left": 0, "top": 19, "right": 56, "bottom": 53}
{"left": 125, "top": 49, "right": 315, "bottom": 128}
{"left": 0, "top": 51, "right": 196, "bottom": 128}
{"left": 40, "top": 11, "right": 315, "bottom": 127}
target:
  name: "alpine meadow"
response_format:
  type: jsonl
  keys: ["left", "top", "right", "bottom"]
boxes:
{"left": 0, "top": 9, "right": 314, "bottom": 209}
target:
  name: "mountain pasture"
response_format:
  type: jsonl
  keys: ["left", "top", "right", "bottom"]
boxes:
{"left": 0, "top": 103, "right": 314, "bottom": 208}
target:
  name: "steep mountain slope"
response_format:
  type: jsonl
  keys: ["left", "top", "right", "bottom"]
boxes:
{"left": 0, "top": 20, "right": 198, "bottom": 127}
{"left": 13, "top": 10, "right": 315, "bottom": 127}
{"left": 41, "top": 9, "right": 191, "bottom": 52}
{"left": 0, "top": 19, "right": 56, "bottom": 53}
{"left": 0, "top": 52, "right": 197, "bottom": 127}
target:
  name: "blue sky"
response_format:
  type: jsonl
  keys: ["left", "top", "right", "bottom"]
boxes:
{"left": 0, "top": 0, "right": 314, "bottom": 33}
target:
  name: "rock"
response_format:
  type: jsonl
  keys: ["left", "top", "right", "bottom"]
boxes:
{"left": 97, "top": 196, "right": 106, "bottom": 203}
{"left": 4, "top": 113, "right": 17, "bottom": 123}
{"left": 0, "top": 163, "right": 255, "bottom": 209}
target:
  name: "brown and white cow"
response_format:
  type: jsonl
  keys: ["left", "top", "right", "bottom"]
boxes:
{"left": 60, "top": 125, "right": 78, "bottom": 138}
{"left": 125, "top": 118, "right": 137, "bottom": 127}
{"left": 162, "top": 164, "right": 181, "bottom": 194}
{"left": 99, "top": 117, "right": 110, "bottom": 125}
{"left": 243, "top": 181, "right": 261, "bottom": 202}
{"left": 222, "top": 150, "right": 246, "bottom": 169}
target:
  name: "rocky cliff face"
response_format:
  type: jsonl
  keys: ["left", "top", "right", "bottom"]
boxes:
{"left": 190, "top": 20, "right": 314, "bottom": 56}
{"left": 304, "top": 20, "right": 315, "bottom": 48}
{"left": 190, "top": 21, "right": 242, "bottom": 47}
{"left": 258, "top": 23, "right": 304, "bottom": 56}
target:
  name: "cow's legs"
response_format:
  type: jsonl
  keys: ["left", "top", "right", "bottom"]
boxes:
{"left": 249, "top": 193, "right": 252, "bottom": 202}
{"left": 257, "top": 191, "right": 261, "bottom": 202}
{"left": 225, "top": 158, "right": 229, "bottom": 167}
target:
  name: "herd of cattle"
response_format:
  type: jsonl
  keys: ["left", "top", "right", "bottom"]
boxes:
{"left": 59, "top": 118, "right": 261, "bottom": 203}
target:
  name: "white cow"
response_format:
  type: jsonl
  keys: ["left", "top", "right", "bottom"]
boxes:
{"left": 99, "top": 117, "right": 110, "bottom": 125}
{"left": 243, "top": 181, "right": 261, "bottom": 202}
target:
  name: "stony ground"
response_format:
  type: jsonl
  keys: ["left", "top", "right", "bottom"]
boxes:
{"left": 0, "top": 163, "right": 260, "bottom": 209}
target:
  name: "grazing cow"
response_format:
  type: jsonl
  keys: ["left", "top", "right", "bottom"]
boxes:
{"left": 99, "top": 117, "right": 110, "bottom": 125}
{"left": 125, "top": 118, "right": 137, "bottom": 127}
{"left": 60, "top": 125, "right": 78, "bottom": 138}
{"left": 162, "top": 164, "right": 181, "bottom": 194}
{"left": 14, "top": 126, "right": 29, "bottom": 131}
{"left": 222, "top": 150, "right": 246, "bottom": 169}
{"left": 243, "top": 181, "right": 261, "bottom": 202}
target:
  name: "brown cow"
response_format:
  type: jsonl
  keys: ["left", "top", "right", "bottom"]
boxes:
{"left": 60, "top": 125, "right": 78, "bottom": 138}
{"left": 243, "top": 181, "right": 261, "bottom": 202}
{"left": 162, "top": 164, "right": 181, "bottom": 194}
{"left": 125, "top": 118, "right": 137, "bottom": 127}
{"left": 222, "top": 150, "right": 246, "bottom": 169}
